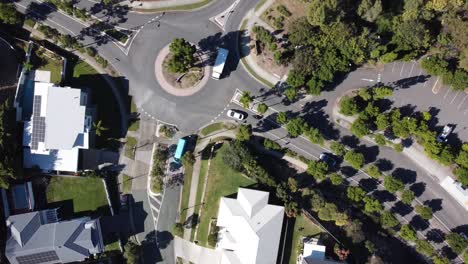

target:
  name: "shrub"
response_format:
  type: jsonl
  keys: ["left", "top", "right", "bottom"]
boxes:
{"left": 374, "top": 134, "right": 386, "bottom": 146}
{"left": 344, "top": 150, "right": 365, "bottom": 169}
{"left": 373, "top": 86, "right": 393, "bottom": 99}
{"left": 351, "top": 117, "right": 371, "bottom": 138}
{"left": 252, "top": 25, "right": 274, "bottom": 45}
{"left": 329, "top": 173, "right": 343, "bottom": 185}
{"left": 286, "top": 117, "right": 306, "bottom": 137}
{"left": 393, "top": 143, "right": 404, "bottom": 152}
{"left": 344, "top": 219, "right": 365, "bottom": 243}
{"left": 307, "top": 78, "right": 323, "bottom": 95}
{"left": 399, "top": 224, "right": 417, "bottom": 241}
{"left": 365, "top": 164, "right": 381, "bottom": 179}
{"left": 339, "top": 96, "right": 358, "bottom": 116}
{"left": 330, "top": 141, "right": 346, "bottom": 156}
{"left": 277, "top": 5, "right": 291, "bottom": 17}
{"left": 380, "top": 52, "right": 398, "bottom": 63}
{"left": 380, "top": 211, "right": 399, "bottom": 229}
{"left": 172, "top": 222, "right": 184, "bottom": 237}
{"left": 263, "top": 138, "right": 282, "bottom": 151}
{"left": 237, "top": 124, "right": 252, "bottom": 141}
{"left": 307, "top": 160, "right": 329, "bottom": 181}
{"left": 446, "top": 232, "right": 468, "bottom": 255}
{"left": 383, "top": 176, "right": 404, "bottom": 193}
{"left": 401, "top": 189, "right": 415, "bottom": 205}
{"left": 415, "top": 205, "right": 433, "bottom": 220}
{"left": 240, "top": 91, "right": 252, "bottom": 108}
{"left": 96, "top": 55, "right": 108, "bottom": 68}
{"left": 276, "top": 112, "right": 288, "bottom": 124}
{"left": 284, "top": 88, "right": 297, "bottom": 102}
{"left": 415, "top": 240, "right": 435, "bottom": 257}
{"left": 257, "top": 103, "right": 268, "bottom": 114}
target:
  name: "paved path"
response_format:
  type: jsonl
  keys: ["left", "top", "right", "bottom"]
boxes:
{"left": 174, "top": 237, "right": 221, "bottom": 264}
{"left": 121, "top": 0, "right": 214, "bottom": 10}
{"left": 183, "top": 154, "right": 201, "bottom": 240}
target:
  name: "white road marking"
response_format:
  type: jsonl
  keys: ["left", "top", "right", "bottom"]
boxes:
{"left": 431, "top": 77, "right": 440, "bottom": 94}
{"left": 377, "top": 73, "right": 381, "bottom": 83}
{"left": 408, "top": 61, "right": 416, "bottom": 77}
{"left": 361, "top": 78, "right": 375, "bottom": 82}
{"left": 457, "top": 94, "right": 468, "bottom": 110}
{"left": 450, "top": 91, "right": 461, "bottom": 104}
{"left": 391, "top": 62, "right": 396, "bottom": 73}
{"left": 399, "top": 62, "right": 406, "bottom": 77}
{"left": 443, "top": 87, "right": 451, "bottom": 99}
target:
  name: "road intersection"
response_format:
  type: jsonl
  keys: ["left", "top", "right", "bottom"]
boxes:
{"left": 12, "top": 0, "right": 468, "bottom": 262}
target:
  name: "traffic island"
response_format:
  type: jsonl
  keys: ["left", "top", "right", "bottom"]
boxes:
{"left": 154, "top": 44, "right": 210, "bottom": 96}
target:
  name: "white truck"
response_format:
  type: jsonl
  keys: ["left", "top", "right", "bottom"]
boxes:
{"left": 212, "top": 48, "right": 229, "bottom": 80}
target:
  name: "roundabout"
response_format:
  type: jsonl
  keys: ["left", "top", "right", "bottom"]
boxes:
{"left": 155, "top": 44, "right": 210, "bottom": 97}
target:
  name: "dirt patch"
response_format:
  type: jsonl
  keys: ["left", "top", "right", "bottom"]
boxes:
{"left": 260, "top": 0, "right": 307, "bottom": 33}
{"left": 251, "top": 42, "right": 289, "bottom": 78}
{"left": 161, "top": 54, "right": 203, "bottom": 89}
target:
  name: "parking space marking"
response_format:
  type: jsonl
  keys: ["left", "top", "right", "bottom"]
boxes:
{"left": 458, "top": 94, "right": 468, "bottom": 110}
{"left": 399, "top": 62, "right": 406, "bottom": 77}
{"left": 450, "top": 91, "right": 461, "bottom": 104}
{"left": 431, "top": 77, "right": 441, "bottom": 94}
{"left": 391, "top": 62, "right": 396, "bottom": 73}
{"left": 443, "top": 87, "right": 451, "bottom": 99}
{"left": 408, "top": 61, "right": 416, "bottom": 77}
{"left": 416, "top": 69, "right": 422, "bottom": 80}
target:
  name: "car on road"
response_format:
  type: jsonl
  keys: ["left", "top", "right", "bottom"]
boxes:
{"left": 319, "top": 153, "right": 336, "bottom": 167}
{"left": 227, "top": 109, "right": 245, "bottom": 120}
{"left": 436, "top": 125, "right": 453, "bottom": 142}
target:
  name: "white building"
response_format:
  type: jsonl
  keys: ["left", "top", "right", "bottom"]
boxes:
{"left": 298, "top": 238, "right": 343, "bottom": 264}
{"left": 22, "top": 80, "right": 91, "bottom": 173}
{"left": 216, "top": 188, "right": 284, "bottom": 264}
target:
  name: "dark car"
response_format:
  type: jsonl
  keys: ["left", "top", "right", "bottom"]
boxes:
{"left": 319, "top": 153, "right": 336, "bottom": 167}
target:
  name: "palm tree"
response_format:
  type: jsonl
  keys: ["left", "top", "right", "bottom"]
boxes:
{"left": 92, "top": 120, "right": 108, "bottom": 136}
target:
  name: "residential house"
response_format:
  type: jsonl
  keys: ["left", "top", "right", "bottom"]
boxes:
{"left": 5, "top": 209, "right": 104, "bottom": 264}
{"left": 298, "top": 238, "right": 344, "bottom": 264}
{"left": 216, "top": 188, "right": 284, "bottom": 264}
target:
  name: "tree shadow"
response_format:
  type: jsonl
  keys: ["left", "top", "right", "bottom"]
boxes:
{"left": 359, "top": 178, "right": 378, "bottom": 192}
{"left": 409, "top": 215, "right": 429, "bottom": 231}
{"left": 375, "top": 158, "right": 393, "bottom": 172}
{"left": 441, "top": 245, "right": 458, "bottom": 260}
{"left": 410, "top": 182, "right": 426, "bottom": 197}
{"left": 301, "top": 99, "right": 340, "bottom": 140}
{"left": 391, "top": 168, "right": 417, "bottom": 185}
{"left": 24, "top": 2, "right": 54, "bottom": 22}
{"left": 356, "top": 144, "right": 379, "bottom": 163}
{"left": 372, "top": 190, "right": 396, "bottom": 203}
{"left": 89, "top": 2, "right": 130, "bottom": 25}
{"left": 426, "top": 228, "right": 445, "bottom": 243}
{"left": 340, "top": 135, "right": 360, "bottom": 149}
{"left": 391, "top": 201, "right": 413, "bottom": 217}
{"left": 141, "top": 230, "right": 163, "bottom": 264}
{"left": 340, "top": 166, "right": 358, "bottom": 177}
{"left": 132, "top": 201, "right": 148, "bottom": 235}
{"left": 424, "top": 199, "right": 443, "bottom": 212}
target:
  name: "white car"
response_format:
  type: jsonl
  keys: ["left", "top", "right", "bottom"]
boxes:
{"left": 436, "top": 125, "right": 453, "bottom": 143}
{"left": 227, "top": 109, "right": 245, "bottom": 120}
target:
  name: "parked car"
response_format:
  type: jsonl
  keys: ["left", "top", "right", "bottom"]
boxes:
{"left": 227, "top": 109, "right": 245, "bottom": 120}
{"left": 319, "top": 153, "right": 336, "bottom": 167}
{"left": 436, "top": 125, "right": 453, "bottom": 142}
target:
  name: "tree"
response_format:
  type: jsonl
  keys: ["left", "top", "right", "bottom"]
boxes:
{"left": 240, "top": 91, "right": 252, "bottom": 108}
{"left": 415, "top": 205, "right": 433, "bottom": 220}
{"left": 446, "top": 232, "right": 468, "bottom": 255}
{"left": 464, "top": 251, "right": 468, "bottom": 264}
{"left": 359, "top": 88, "right": 372, "bottom": 101}
{"left": 383, "top": 176, "right": 404, "bottom": 193}
{"left": 287, "top": 177, "right": 298, "bottom": 193}
{"left": 286, "top": 69, "right": 305, "bottom": 88}
{"left": 375, "top": 113, "right": 389, "bottom": 130}
{"left": 92, "top": 120, "right": 109, "bottom": 136}
{"left": 304, "top": 127, "right": 324, "bottom": 145}
{"left": 399, "top": 224, "right": 417, "bottom": 241}
{"left": 263, "top": 138, "right": 282, "bottom": 150}
{"left": 307, "top": 0, "right": 340, "bottom": 27}
{"left": 284, "top": 88, "right": 297, "bottom": 102}
{"left": 220, "top": 140, "right": 252, "bottom": 171}
{"left": 23, "top": 62, "right": 33, "bottom": 72}
{"left": 351, "top": 117, "right": 371, "bottom": 138}
{"left": 257, "top": 103, "right": 268, "bottom": 114}
{"left": 374, "top": 134, "right": 386, "bottom": 146}
{"left": 344, "top": 150, "right": 365, "bottom": 169}
{"left": 237, "top": 124, "right": 252, "bottom": 141}
{"left": 0, "top": 3, "right": 21, "bottom": 25}
{"left": 276, "top": 112, "right": 288, "bottom": 124}
{"left": 339, "top": 96, "right": 358, "bottom": 116}
{"left": 307, "top": 160, "right": 329, "bottom": 181}
{"left": 286, "top": 117, "right": 306, "bottom": 137}
{"left": 401, "top": 189, "right": 415, "bottom": 205}
{"left": 329, "top": 173, "right": 343, "bottom": 185}
{"left": 365, "top": 241, "right": 375, "bottom": 254}
{"left": 363, "top": 197, "right": 383, "bottom": 214}
{"left": 357, "top": 0, "right": 382, "bottom": 22}
{"left": 307, "top": 78, "right": 323, "bottom": 95}
{"left": 168, "top": 38, "right": 196, "bottom": 73}
{"left": 415, "top": 239, "right": 435, "bottom": 257}
{"left": 380, "top": 211, "right": 399, "bottom": 229}
{"left": 373, "top": 86, "right": 393, "bottom": 99}
{"left": 344, "top": 219, "right": 365, "bottom": 243}
{"left": 365, "top": 164, "right": 381, "bottom": 179}
{"left": 181, "top": 151, "right": 195, "bottom": 167}
{"left": 391, "top": 19, "right": 432, "bottom": 53}
{"left": 124, "top": 241, "right": 141, "bottom": 264}
{"left": 311, "top": 193, "right": 325, "bottom": 212}
{"left": 330, "top": 141, "right": 347, "bottom": 156}
{"left": 432, "top": 256, "right": 450, "bottom": 264}
{"left": 318, "top": 202, "right": 339, "bottom": 221}
{"left": 347, "top": 186, "right": 366, "bottom": 202}
{"left": 172, "top": 222, "right": 184, "bottom": 237}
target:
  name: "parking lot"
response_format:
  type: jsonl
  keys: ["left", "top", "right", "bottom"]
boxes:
{"left": 378, "top": 61, "right": 468, "bottom": 142}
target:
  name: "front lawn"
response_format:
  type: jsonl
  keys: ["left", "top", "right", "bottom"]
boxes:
{"left": 124, "top": 136, "right": 137, "bottom": 160}
{"left": 195, "top": 143, "right": 255, "bottom": 247}
{"left": 288, "top": 214, "right": 323, "bottom": 264}
{"left": 46, "top": 176, "right": 109, "bottom": 217}
{"left": 122, "top": 174, "right": 132, "bottom": 194}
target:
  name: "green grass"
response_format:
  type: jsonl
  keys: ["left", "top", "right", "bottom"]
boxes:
{"left": 104, "top": 240, "right": 120, "bottom": 252}
{"left": 70, "top": 60, "right": 122, "bottom": 150}
{"left": 46, "top": 177, "right": 109, "bottom": 216}
{"left": 132, "top": 0, "right": 212, "bottom": 12}
{"left": 288, "top": 215, "right": 323, "bottom": 264}
{"left": 179, "top": 163, "right": 194, "bottom": 226}
{"left": 122, "top": 174, "right": 132, "bottom": 193}
{"left": 240, "top": 58, "right": 275, "bottom": 88}
{"left": 128, "top": 119, "right": 140, "bottom": 132}
{"left": 195, "top": 144, "right": 255, "bottom": 247}
{"left": 38, "top": 58, "right": 62, "bottom": 84}
{"left": 124, "top": 136, "right": 137, "bottom": 159}
{"left": 254, "top": 0, "right": 268, "bottom": 12}
{"left": 24, "top": 18, "right": 36, "bottom": 28}
{"left": 130, "top": 99, "right": 137, "bottom": 113}
{"left": 200, "top": 122, "right": 225, "bottom": 136}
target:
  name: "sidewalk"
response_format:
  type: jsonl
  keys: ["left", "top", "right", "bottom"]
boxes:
{"left": 121, "top": 0, "right": 212, "bottom": 10}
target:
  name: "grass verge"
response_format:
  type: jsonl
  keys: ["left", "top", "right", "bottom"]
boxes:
{"left": 195, "top": 143, "right": 255, "bottom": 247}
{"left": 46, "top": 176, "right": 109, "bottom": 217}
{"left": 104, "top": 240, "right": 120, "bottom": 252}
{"left": 128, "top": 119, "right": 140, "bottom": 131}
{"left": 200, "top": 122, "right": 224, "bottom": 136}
{"left": 240, "top": 57, "right": 275, "bottom": 88}
{"left": 287, "top": 214, "right": 322, "bottom": 264}
{"left": 122, "top": 174, "right": 132, "bottom": 193}
{"left": 125, "top": 136, "right": 137, "bottom": 159}
{"left": 179, "top": 163, "right": 194, "bottom": 226}
{"left": 254, "top": 0, "right": 268, "bottom": 12}
{"left": 132, "top": 0, "right": 212, "bottom": 13}
{"left": 191, "top": 156, "right": 209, "bottom": 241}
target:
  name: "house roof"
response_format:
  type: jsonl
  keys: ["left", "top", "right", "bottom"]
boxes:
{"left": 216, "top": 188, "right": 284, "bottom": 264}
{"left": 6, "top": 210, "right": 103, "bottom": 264}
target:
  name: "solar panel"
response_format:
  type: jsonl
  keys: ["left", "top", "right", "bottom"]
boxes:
{"left": 16, "top": 250, "right": 59, "bottom": 264}
{"left": 31, "top": 96, "right": 46, "bottom": 150}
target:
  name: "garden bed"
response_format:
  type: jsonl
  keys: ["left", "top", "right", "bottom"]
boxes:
{"left": 161, "top": 53, "right": 203, "bottom": 89}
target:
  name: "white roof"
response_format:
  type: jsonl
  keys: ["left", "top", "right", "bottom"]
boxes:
{"left": 216, "top": 188, "right": 284, "bottom": 264}
{"left": 23, "top": 146, "right": 80, "bottom": 172}
{"left": 440, "top": 177, "right": 468, "bottom": 211}
{"left": 303, "top": 239, "right": 326, "bottom": 260}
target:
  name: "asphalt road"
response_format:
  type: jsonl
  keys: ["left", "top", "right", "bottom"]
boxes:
{"left": 11, "top": 0, "right": 468, "bottom": 262}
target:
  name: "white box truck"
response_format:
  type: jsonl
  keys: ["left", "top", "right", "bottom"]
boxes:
{"left": 212, "top": 48, "right": 229, "bottom": 80}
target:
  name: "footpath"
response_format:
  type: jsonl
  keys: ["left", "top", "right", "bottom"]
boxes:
{"left": 120, "top": 0, "right": 213, "bottom": 11}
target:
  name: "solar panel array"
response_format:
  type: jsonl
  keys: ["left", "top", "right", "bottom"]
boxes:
{"left": 16, "top": 250, "right": 59, "bottom": 264}
{"left": 31, "top": 96, "right": 46, "bottom": 150}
